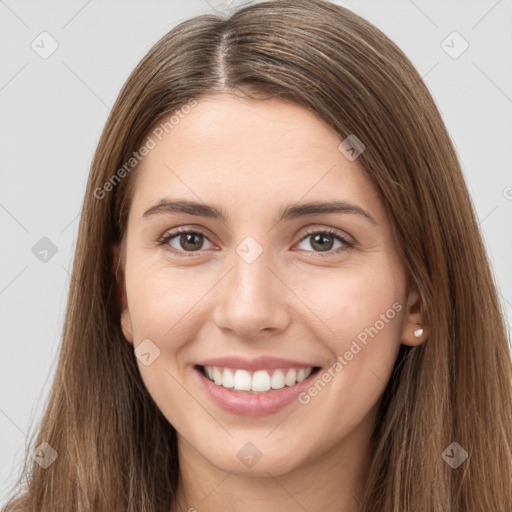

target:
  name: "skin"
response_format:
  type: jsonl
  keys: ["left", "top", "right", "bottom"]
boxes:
{"left": 114, "top": 94, "right": 428, "bottom": 512}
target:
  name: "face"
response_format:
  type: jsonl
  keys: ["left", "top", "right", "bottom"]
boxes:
{"left": 115, "top": 94, "right": 426, "bottom": 478}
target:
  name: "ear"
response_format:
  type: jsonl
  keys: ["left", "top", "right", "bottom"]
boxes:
{"left": 400, "top": 284, "right": 428, "bottom": 347}
{"left": 111, "top": 242, "right": 134, "bottom": 344}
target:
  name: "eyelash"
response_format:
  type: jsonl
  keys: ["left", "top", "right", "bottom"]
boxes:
{"left": 157, "top": 227, "right": 354, "bottom": 258}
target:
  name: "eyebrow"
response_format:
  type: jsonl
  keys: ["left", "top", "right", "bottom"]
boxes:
{"left": 142, "top": 199, "right": 377, "bottom": 225}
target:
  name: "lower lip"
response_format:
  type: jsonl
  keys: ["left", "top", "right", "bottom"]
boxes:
{"left": 193, "top": 366, "right": 320, "bottom": 416}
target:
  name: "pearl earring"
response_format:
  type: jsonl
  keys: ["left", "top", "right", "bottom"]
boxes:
{"left": 413, "top": 328, "right": 424, "bottom": 338}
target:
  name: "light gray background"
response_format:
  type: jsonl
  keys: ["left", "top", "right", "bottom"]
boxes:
{"left": 1, "top": 0, "right": 511, "bottom": 497}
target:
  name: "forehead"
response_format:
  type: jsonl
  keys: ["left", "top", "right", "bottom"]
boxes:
{"left": 128, "top": 94, "right": 385, "bottom": 222}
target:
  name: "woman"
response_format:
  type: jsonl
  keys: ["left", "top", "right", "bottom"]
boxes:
{"left": 3, "top": 0, "right": 511, "bottom": 510}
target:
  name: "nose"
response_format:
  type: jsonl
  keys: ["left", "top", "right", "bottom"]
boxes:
{"left": 211, "top": 247, "right": 291, "bottom": 339}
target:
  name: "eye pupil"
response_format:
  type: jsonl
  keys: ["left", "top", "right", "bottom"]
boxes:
{"left": 181, "top": 233, "right": 203, "bottom": 251}
{"left": 311, "top": 233, "right": 334, "bottom": 252}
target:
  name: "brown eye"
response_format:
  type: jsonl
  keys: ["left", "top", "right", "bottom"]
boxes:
{"left": 160, "top": 230, "right": 214, "bottom": 254}
{"left": 309, "top": 233, "right": 335, "bottom": 252}
{"left": 177, "top": 232, "right": 204, "bottom": 251}
{"left": 295, "top": 228, "right": 353, "bottom": 256}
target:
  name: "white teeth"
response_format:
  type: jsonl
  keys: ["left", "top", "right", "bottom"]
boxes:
{"left": 252, "top": 370, "right": 271, "bottom": 392}
{"left": 271, "top": 369, "right": 285, "bottom": 389}
{"left": 212, "top": 367, "right": 223, "bottom": 385}
{"left": 284, "top": 368, "right": 297, "bottom": 386}
{"left": 221, "top": 368, "right": 234, "bottom": 388}
{"left": 233, "top": 369, "right": 252, "bottom": 391}
{"left": 202, "top": 365, "right": 315, "bottom": 392}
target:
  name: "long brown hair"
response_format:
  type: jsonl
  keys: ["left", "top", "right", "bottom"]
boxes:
{"left": 3, "top": 0, "right": 511, "bottom": 510}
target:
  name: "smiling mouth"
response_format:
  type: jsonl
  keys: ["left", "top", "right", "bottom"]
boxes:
{"left": 194, "top": 364, "right": 322, "bottom": 394}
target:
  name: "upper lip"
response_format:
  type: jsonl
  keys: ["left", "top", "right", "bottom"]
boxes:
{"left": 196, "top": 356, "right": 320, "bottom": 371}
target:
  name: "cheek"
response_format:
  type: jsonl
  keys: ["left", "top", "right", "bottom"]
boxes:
{"left": 288, "top": 265, "right": 404, "bottom": 346}
{"left": 124, "top": 261, "right": 215, "bottom": 342}
{"left": 298, "top": 266, "right": 404, "bottom": 400}
{"left": 123, "top": 263, "right": 197, "bottom": 425}
{"left": 333, "top": 279, "right": 403, "bottom": 354}
{"left": 291, "top": 267, "right": 405, "bottom": 398}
